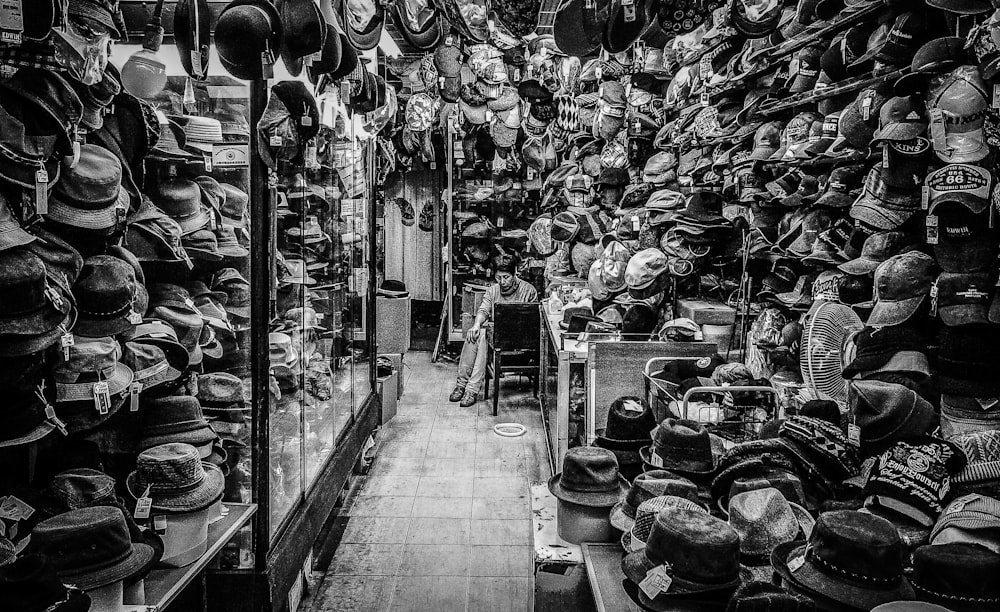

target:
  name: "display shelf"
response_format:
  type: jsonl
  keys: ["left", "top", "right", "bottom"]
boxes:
{"left": 581, "top": 544, "right": 643, "bottom": 612}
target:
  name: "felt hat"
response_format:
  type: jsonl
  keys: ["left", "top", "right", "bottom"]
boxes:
{"left": 174, "top": 0, "right": 212, "bottom": 79}
{"left": 138, "top": 395, "right": 218, "bottom": 451}
{"left": 126, "top": 442, "right": 225, "bottom": 513}
{"left": 72, "top": 255, "right": 140, "bottom": 338}
{"left": 846, "top": 380, "right": 936, "bottom": 458}
{"left": 0, "top": 249, "right": 76, "bottom": 353}
{"left": 641, "top": 418, "right": 717, "bottom": 476}
{"left": 46, "top": 144, "right": 129, "bottom": 236}
{"left": 609, "top": 470, "right": 699, "bottom": 533}
{"left": 215, "top": 0, "right": 283, "bottom": 80}
{"left": 53, "top": 336, "right": 134, "bottom": 434}
{"left": 622, "top": 494, "right": 707, "bottom": 553}
{"left": 726, "top": 581, "right": 816, "bottom": 612}
{"left": 729, "top": 487, "right": 814, "bottom": 581}
{"left": 276, "top": 0, "right": 326, "bottom": 76}
{"left": 910, "top": 543, "right": 1000, "bottom": 611}
{"left": 340, "top": 0, "right": 385, "bottom": 50}
{"left": 548, "top": 446, "right": 628, "bottom": 508}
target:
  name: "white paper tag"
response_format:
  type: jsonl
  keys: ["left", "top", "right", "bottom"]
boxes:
{"left": 648, "top": 452, "right": 664, "bottom": 468}
{"left": 134, "top": 486, "right": 152, "bottom": 520}
{"left": 788, "top": 553, "right": 806, "bottom": 573}
{"left": 191, "top": 51, "right": 203, "bottom": 78}
{"left": 127, "top": 310, "right": 142, "bottom": 325}
{"left": 130, "top": 381, "right": 143, "bottom": 412}
{"left": 60, "top": 333, "right": 74, "bottom": 360}
{"left": 623, "top": 399, "right": 644, "bottom": 413}
{"left": 847, "top": 423, "right": 860, "bottom": 447}
{"left": 93, "top": 381, "right": 111, "bottom": 415}
{"left": 993, "top": 84, "right": 1000, "bottom": 110}
{"left": 632, "top": 215, "right": 640, "bottom": 232}
{"left": 920, "top": 185, "right": 929, "bottom": 210}
{"left": 34, "top": 168, "right": 48, "bottom": 215}
{"left": 638, "top": 565, "right": 672, "bottom": 599}
{"left": 0, "top": 0, "right": 24, "bottom": 44}
{"left": 301, "top": 115, "right": 313, "bottom": 127}
{"left": 153, "top": 514, "right": 167, "bottom": 534}
{"left": 269, "top": 134, "right": 283, "bottom": 147}
{"left": 0, "top": 495, "right": 33, "bottom": 521}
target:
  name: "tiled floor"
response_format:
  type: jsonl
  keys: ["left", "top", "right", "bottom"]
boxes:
{"left": 305, "top": 351, "right": 551, "bottom": 612}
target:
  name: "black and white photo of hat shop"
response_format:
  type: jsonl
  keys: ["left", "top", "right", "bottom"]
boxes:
{"left": 5, "top": 0, "right": 1000, "bottom": 612}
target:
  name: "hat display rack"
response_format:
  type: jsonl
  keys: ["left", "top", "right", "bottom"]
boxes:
{"left": 0, "top": 0, "right": 394, "bottom": 607}
{"left": 379, "top": 0, "right": 1000, "bottom": 609}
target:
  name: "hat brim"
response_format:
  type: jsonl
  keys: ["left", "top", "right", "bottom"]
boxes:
{"left": 126, "top": 462, "right": 226, "bottom": 513}
{"left": 837, "top": 256, "right": 880, "bottom": 276}
{"left": 867, "top": 295, "right": 925, "bottom": 327}
{"left": 0, "top": 417, "right": 56, "bottom": 448}
{"left": 872, "top": 122, "right": 928, "bottom": 143}
{"left": 850, "top": 198, "right": 917, "bottom": 231}
{"left": 622, "top": 547, "right": 746, "bottom": 597}
{"left": 138, "top": 424, "right": 218, "bottom": 452}
{"left": 609, "top": 501, "right": 635, "bottom": 532}
{"left": 59, "top": 540, "right": 157, "bottom": 591}
{"left": 547, "top": 473, "right": 628, "bottom": 508}
{"left": 771, "top": 541, "right": 915, "bottom": 611}
{"left": 73, "top": 315, "right": 137, "bottom": 338}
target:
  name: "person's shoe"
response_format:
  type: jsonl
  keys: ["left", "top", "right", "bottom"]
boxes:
{"left": 460, "top": 391, "right": 478, "bottom": 407}
{"left": 449, "top": 385, "right": 466, "bottom": 402}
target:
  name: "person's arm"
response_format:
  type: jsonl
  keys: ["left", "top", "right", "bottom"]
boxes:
{"left": 469, "top": 285, "right": 499, "bottom": 341}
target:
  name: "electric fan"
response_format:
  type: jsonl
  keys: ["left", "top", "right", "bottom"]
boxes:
{"left": 799, "top": 300, "right": 863, "bottom": 405}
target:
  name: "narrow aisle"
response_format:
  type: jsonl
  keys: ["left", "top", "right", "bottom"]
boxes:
{"left": 306, "top": 351, "right": 550, "bottom": 612}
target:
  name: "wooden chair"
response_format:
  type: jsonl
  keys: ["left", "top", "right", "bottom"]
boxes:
{"left": 484, "top": 303, "right": 540, "bottom": 415}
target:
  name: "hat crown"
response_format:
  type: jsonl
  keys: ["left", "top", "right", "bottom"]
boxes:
{"left": 728, "top": 487, "right": 799, "bottom": 556}
{"left": 198, "top": 372, "right": 245, "bottom": 405}
{"left": 48, "top": 468, "right": 117, "bottom": 511}
{"left": 645, "top": 507, "right": 741, "bottom": 586}
{"left": 136, "top": 442, "right": 209, "bottom": 494}
{"left": 54, "top": 336, "right": 122, "bottom": 382}
{"left": 559, "top": 446, "right": 621, "bottom": 494}
{"left": 804, "top": 510, "right": 905, "bottom": 585}
{"left": 141, "top": 396, "right": 209, "bottom": 432}
{"left": 912, "top": 542, "right": 1000, "bottom": 602}
{"left": 54, "top": 144, "right": 122, "bottom": 206}
{"left": 0, "top": 249, "right": 51, "bottom": 318}
{"left": 29, "top": 506, "right": 132, "bottom": 578}
{"left": 873, "top": 251, "right": 935, "bottom": 304}
{"left": 625, "top": 470, "right": 697, "bottom": 511}
{"left": 74, "top": 255, "right": 137, "bottom": 319}
{"left": 631, "top": 495, "right": 705, "bottom": 545}
{"left": 651, "top": 418, "right": 713, "bottom": 467}
{"left": 153, "top": 178, "right": 202, "bottom": 218}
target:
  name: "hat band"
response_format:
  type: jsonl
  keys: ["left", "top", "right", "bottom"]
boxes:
{"left": 806, "top": 546, "right": 900, "bottom": 586}
{"left": 912, "top": 583, "right": 1000, "bottom": 604}
{"left": 147, "top": 468, "right": 207, "bottom": 495}
{"left": 133, "top": 360, "right": 169, "bottom": 382}
{"left": 79, "top": 299, "right": 134, "bottom": 319}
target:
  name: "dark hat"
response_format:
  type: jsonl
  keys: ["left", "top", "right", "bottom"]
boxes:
{"left": 276, "top": 0, "right": 326, "bottom": 76}
{"left": 730, "top": 0, "right": 782, "bottom": 38}
{"left": 306, "top": 24, "right": 342, "bottom": 83}
{"left": 609, "top": 470, "right": 699, "bottom": 532}
{"left": 935, "top": 323, "right": 1000, "bottom": 397}
{"left": 271, "top": 80, "right": 320, "bottom": 143}
{"left": 604, "top": 0, "right": 647, "bottom": 53}
{"left": 126, "top": 442, "right": 225, "bottom": 513}
{"left": 151, "top": 178, "right": 210, "bottom": 236}
{"left": 132, "top": 319, "right": 191, "bottom": 373}
{"left": 340, "top": 0, "right": 384, "bottom": 51}
{"left": 935, "top": 272, "right": 992, "bottom": 326}
{"left": 377, "top": 279, "right": 409, "bottom": 297}
{"left": 390, "top": 0, "right": 447, "bottom": 51}
{"left": 911, "top": 543, "right": 1000, "bottom": 611}
{"left": 547, "top": 446, "right": 628, "bottom": 508}
{"left": 622, "top": 505, "right": 744, "bottom": 604}
{"left": 868, "top": 251, "right": 936, "bottom": 327}
{"left": 926, "top": 0, "right": 992, "bottom": 14}
{"left": 215, "top": 0, "right": 283, "bottom": 81}
{"left": 771, "top": 510, "right": 913, "bottom": 610}
{"left": 174, "top": 0, "right": 212, "bottom": 79}
{"left": 0, "top": 389, "right": 65, "bottom": 448}
{"left": 841, "top": 325, "right": 927, "bottom": 377}
{"left": 787, "top": 44, "right": 825, "bottom": 94}
{"left": 138, "top": 395, "right": 217, "bottom": 451}
{"left": 595, "top": 396, "right": 656, "bottom": 452}
{"left": 846, "top": 380, "right": 935, "bottom": 458}
{"left": 72, "top": 255, "right": 140, "bottom": 338}
{"left": 122, "top": 341, "right": 182, "bottom": 391}
{"left": 872, "top": 96, "right": 927, "bottom": 143}
{"left": 212, "top": 268, "right": 251, "bottom": 319}
{"left": 46, "top": 144, "right": 129, "bottom": 236}
{"left": 0, "top": 248, "right": 75, "bottom": 343}
{"left": 0, "top": 555, "right": 92, "bottom": 612}
{"left": 27, "top": 506, "right": 156, "bottom": 590}
{"left": 838, "top": 231, "right": 916, "bottom": 276}
{"left": 641, "top": 418, "right": 717, "bottom": 476}
{"left": 777, "top": 416, "right": 859, "bottom": 488}
{"left": 894, "top": 37, "right": 969, "bottom": 96}
{"left": 865, "top": 437, "right": 967, "bottom": 526}
{"left": 53, "top": 336, "right": 133, "bottom": 433}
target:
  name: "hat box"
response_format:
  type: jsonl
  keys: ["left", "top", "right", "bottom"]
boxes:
{"left": 702, "top": 324, "right": 733, "bottom": 354}
{"left": 157, "top": 509, "right": 210, "bottom": 568}
{"left": 556, "top": 499, "right": 616, "bottom": 544}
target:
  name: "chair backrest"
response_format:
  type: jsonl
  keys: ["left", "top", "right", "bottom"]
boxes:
{"left": 493, "top": 303, "right": 541, "bottom": 352}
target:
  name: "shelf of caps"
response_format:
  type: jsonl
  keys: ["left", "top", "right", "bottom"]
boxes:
{"left": 758, "top": 68, "right": 909, "bottom": 116}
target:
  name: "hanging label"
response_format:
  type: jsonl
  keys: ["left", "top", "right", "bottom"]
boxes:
{"left": 1, "top": 495, "right": 33, "bottom": 521}
{"left": 130, "top": 381, "right": 143, "bottom": 412}
{"left": 301, "top": 114, "right": 313, "bottom": 127}
{"left": 134, "top": 486, "right": 152, "bottom": 520}
{"left": 44, "top": 404, "right": 67, "bottom": 436}
{"left": 788, "top": 553, "right": 806, "bottom": 573}
{"left": 648, "top": 452, "right": 664, "bottom": 468}
{"left": 0, "top": 1, "right": 24, "bottom": 45}
{"left": 623, "top": 0, "right": 637, "bottom": 22}
{"left": 93, "top": 381, "right": 111, "bottom": 415}
{"left": 847, "top": 423, "right": 860, "bottom": 447}
{"left": 920, "top": 185, "right": 929, "bottom": 209}
{"left": 261, "top": 51, "right": 274, "bottom": 80}
{"left": 191, "top": 51, "right": 204, "bottom": 78}
{"left": 993, "top": 84, "right": 1000, "bottom": 109}
{"left": 269, "top": 134, "right": 283, "bottom": 147}
{"left": 632, "top": 215, "right": 640, "bottom": 232}
{"left": 700, "top": 92, "right": 709, "bottom": 107}
{"left": 127, "top": 310, "right": 142, "bottom": 325}
{"left": 34, "top": 168, "right": 48, "bottom": 215}
{"left": 203, "top": 153, "right": 213, "bottom": 173}
{"left": 638, "top": 565, "right": 672, "bottom": 599}
{"left": 153, "top": 515, "right": 167, "bottom": 534}
{"left": 926, "top": 215, "right": 939, "bottom": 245}
{"left": 60, "top": 333, "right": 74, "bottom": 360}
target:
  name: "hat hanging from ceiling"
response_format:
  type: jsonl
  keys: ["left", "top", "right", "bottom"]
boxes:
{"left": 215, "top": 0, "right": 283, "bottom": 80}
{"left": 276, "top": 0, "right": 326, "bottom": 76}
{"left": 174, "top": 0, "right": 212, "bottom": 80}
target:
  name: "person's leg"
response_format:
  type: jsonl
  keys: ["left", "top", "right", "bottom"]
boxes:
{"left": 451, "top": 335, "right": 479, "bottom": 401}
{"left": 461, "top": 329, "right": 490, "bottom": 406}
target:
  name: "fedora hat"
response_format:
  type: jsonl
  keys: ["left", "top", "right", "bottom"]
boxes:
{"left": 197, "top": 372, "right": 247, "bottom": 411}
{"left": 276, "top": 0, "right": 326, "bottom": 76}
{"left": 595, "top": 396, "right": 656, "bottom": 464}
{"left": 138, "top": 395, "right": 218, "bottom": 451}
{"left": 126, "top": 443, "right": 225, "bottom": 513}
{"left": 641, "top": 418, "right": 718, "bottom": 476}
{"left": 0, "top": 249, "right": 75, "bottom": 347}
{"left": 548, "top": 446, "right": 628, "bottom": 508}
{"left": 390, "top": 0, "right": 448, "bottom": 50}
{"left": 610, "top": 470, "right": 699, "bottom": 532}
{"left": 0, "top": 555, "right": 91, "bottom": 612}
{"left": 151, "top": 179, "right": 211, "bottom": 236}
{"left": 729, "top": 488, "right": 813, "bottom": 581}
{"left": 122, "top": 341, "right": 182, "bottom": 392}
{"left": 215, "top": 0, "right": 283, "bottom": 80}
{"left": 911, "top": 543, "right": 1000, "bottom": 612}
{"left": 552, "top": 0, "right": 605, "bottom": 56}
{"left": 72, "top": 255, "right": 140, "bottom": 338}
{"left": 46, "top": 144, "right": 129, "bottom": 236}
{"left": 772, "top": 510, "right": 914, "bottom": 611}
{"left": 0, "top": 389, "right": 65, "bottom": 448}
{"left": 27, "top": 506, "right": 156, "bottom": 591}
{"left": 53, "top": 336, "right": 134, "bottom": 433}
{"left": 174, "top": 0, "right": 211, "bottom": 79}
{"left": 604, "top": 0, "right": 648, "bottom": 53}
{"left": 622, "top": 505, "right": 746, "bottom": 607}
{"left": 727, "top": 581, "right": 816, "bottom": 612}
{"left": 846, "top": 380, "right": 936, "bottom": 458}
{"left": 340, "top": 0, "right": 385, "bottom": 50}
{"left": 622, "top": 494, "right": 706, "bottom": 553}
{"left": 211, "top": 268, "right": 251, "bottom": 319}
{"left": 132, "top": 319, "right": 191, "bottom": 373}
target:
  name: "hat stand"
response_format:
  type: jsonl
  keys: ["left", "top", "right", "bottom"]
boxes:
{"left": 556, "top": 499, "right": 616, "bottom": 544}
{"left": 158, "top": 509, "right": 210, "bottom": 567}
{"left": 87, "top": 579, "right": 124, "bottom": 612}
{"left": 123, "top": 578, "right": 146, "bottom": 606}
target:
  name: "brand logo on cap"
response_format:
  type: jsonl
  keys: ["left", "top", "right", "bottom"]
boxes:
{"left": 890, "top": 137, "right": 930, "bottom": 155}
{"left": 927, "top": 164, "right": 992, "bottom": 196}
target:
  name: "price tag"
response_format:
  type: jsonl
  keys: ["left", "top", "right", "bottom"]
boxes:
{"left": 60, "top": 332, "right": 74, "bottom": 361}
{"left": 93, "top": 381, "right": 111, "bottom": 415}
{"left": 0, "top": 1, "right": 24, "bottom": 45}
{"left": 261, "top": 51, "right": 274, "bottom": 80}
{"left": 301, "top": 114, "right": 313, "bottom": 127}
{"left": 134, "top": 486, "right": 153, "bottom": 520}
{"left": 847, "top": 423, "right": 860, "bottom": 447}
{"left": 926, "top": 224, "right": 938, "bottom": 245}
{"left": 269, "top": 134, "right": 283, "bottom": 147}
{"left": 35, "top": 168, "right": 48, "bottom": 215}
{"left": 648, "top": 452, "right": 664, "bottom": 468}
{"left": 45, "top": 404, "right": 67, "bottom": 436}
{"left": 622, "top": 399, "right": 644, "bottom": 413}
{"left": 638, "top": 565, "right": 672, "bottom": 599}
{"left": 993, "top": 84, "right": 1000, "bottom": 109}
{"left": 788, "top": 553, "right": 806, "bottom": 573}
{"left": 1, "top": 495, "right": 33, "bottom": 521}
{"left": 191, "top": 51, "right": 203, "bottom": 78}
{"left": 632, "top": 216, "right": 640, "bottom": 232}
{"left": 203, "top": 153, "right": 213, "bottom": 173}
{"left": 153, "top": 515, "right": 167, "bottom": 534}
{"left": 700, "top": 92, "right": 709, "bottom": 107}
{"left": 305, "top": 143, "right": 318, "bottom": 168}
{"left": 130, "top": 381, "right": 143, "bottom": 412}
{"left": 127, "top": 310, "right": 142, "bottom": 325}
{"left": 920, "top": 186, "right": 929, "bottom": 210}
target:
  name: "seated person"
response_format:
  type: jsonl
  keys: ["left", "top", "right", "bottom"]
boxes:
{"left": 450, "top": 257, "right": 538, "bottom": 407}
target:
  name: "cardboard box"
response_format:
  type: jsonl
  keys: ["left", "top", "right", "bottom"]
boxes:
{"left": 676, "top": 299, "right": 737, "bottom": 326}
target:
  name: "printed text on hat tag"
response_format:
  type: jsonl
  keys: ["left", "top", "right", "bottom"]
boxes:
{"left": 60, "top": 332, "right": 74, "bottom": 361}
{"left": 639, "top": 565, "right": 672, "bottom": 599}
{"left": 0, "top": 0, "right": 23, "bottom": 44}
{"left": 135, "top": 486, "right": 153, "bottom": 520}
{"left": 93, "top": 381, "right": 111, "bottom": 415}
{"left": 847, "top": 423, "right": 860, "bottom": 448}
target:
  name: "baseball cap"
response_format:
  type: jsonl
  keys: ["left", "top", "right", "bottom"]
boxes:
{"left": 838, "top": 231, "right": 917, "bottom": 276}
{"left": 935, "top": 272, "right": 993, "bottom": 326}
{"left": 805, "top": 113, "right": 842, "bottom": 156}
{"left": 868, "top": 251, "right": 937, "bottom": 327}
{"left": 881, "top": 138, "right": 932, "bottom": 190}
{"left": 927, "top": 164, "right": 993, "bottom": 217}
{"left": 624, "top": 248, "right": 669, "bottom": 299}
{"left": 926, "top": 65, "right": 990, "bottom": 164}
{"left": 850, "top": 167, "right": 921, "bottom": 231}
{"left": 783, "top": 112, "right": 823, "bottom": 160}
{"left": 893, "top": 37, "right": 969, "bottom": 97}
{"left": 749, "top": 122, "right": 783, "bottom": 161}
{"left": 814, "top": 164, "right": 866, "bottom": 208}
{"left": 550, "top": 211, "right": 580, "bottom": 243}
{"left": 833, "top": 86, "right": 891, "bottom": 152}
{"left": 863, "top": 12, "right": 933, "bottom": 67}
{"left": 787, "top": 44, "right": 825, "bottom": 94}
{"left": 871, "top": 96, "right": 928, "bottom": 143}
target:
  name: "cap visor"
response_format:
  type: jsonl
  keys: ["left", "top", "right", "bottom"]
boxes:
{"left": 867, "top": 294, "right": 925, "bottom": 326}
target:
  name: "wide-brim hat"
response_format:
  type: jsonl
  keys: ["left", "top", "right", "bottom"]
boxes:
{"left": 126, "top": 460, "right": 225, "bottom": 514}
{"left": 277, "top": 0, "right": 326, "bottom": 76}
{"left": 341, "top": 0, "right": 385, "bottom": 50}
{"left": 391, "top": 1, "right": 448, "bottom": 51}
{"left": 215, "top": 0, "right": 283, "bottom": 81}
{"left": 305, "top": 24, "right": 342, "bottom": 83}
{"left": 771, "top": 540, "right": 914, "bottom": 612}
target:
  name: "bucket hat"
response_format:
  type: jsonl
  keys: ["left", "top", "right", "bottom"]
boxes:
{"left": 846, "top": 380, "right": 936, "bottom": 458}
{"left": 865, "top": 438, "right": 967, "bottom": 527}
{"left": 0, "top": 389, "right": 65, "bottom": 448}
{"left": 622, "top": 505, "right": 745, "bottom": 608}
{"left": 0, "top": 555, "right": 92, "bottom": 612}
{"left": 641, "top": 418, "right": 717, "bottom": 476}
{"left": 131, "top": 319, "right": 191, "bottom": 373}
{"left": 53, "top": 336, "right": 133, "bottom": 433}
{"left": 867, "top": 251, "right": 936, "bottom": 327}
{"left": 151, "top": 179, "right": 210, "bottom": 236}
{"left": 548, "top": 446, "right": 628, "bottom": 508}
{"left": 609, "top": 470, "right": 699, "bottom": 533}
{"left": 0, "top": 249, "right": 75, "bottom": 345}
{"left": 27, "top": 506, "right": 156, "bottom": 591}
{"left": 771, "top": 510, "right": 914, "bottom": 611}
{"left": 148, "top": 284, "right": 210, "bottom": 366}
{"left": 126, "top": 443, "right": 225, "bottom": 513}
{"left": 46, "top": 144, "right": 129, "bottom": 236}
{"left": 215, "top": 0, "right": 283, "bottom": 80}
{"left": 198, "top": 372, "right": 247, "bottom": 411}
{"left": 910, "top": 543, "right": 1000, "bottom": 611}
{"left": 122, "top": 341, "right": 182, "bottom": 392}
{"left": 72, "top": 255, "right": 140, "bottom": 338}
{"left": 726, "top": 581, "right": 816, "bottom": 612}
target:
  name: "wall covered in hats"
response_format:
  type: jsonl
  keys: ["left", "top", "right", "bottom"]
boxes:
{"left": 0, "top": 1, "right": 387, "bottom": 611}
